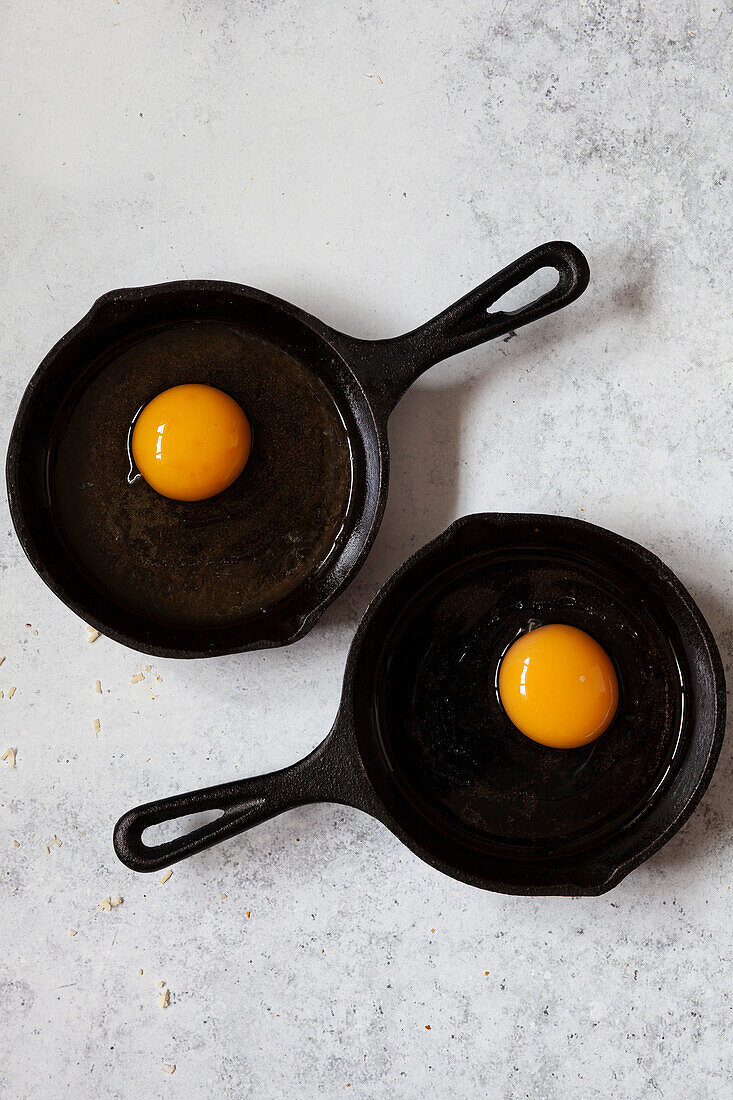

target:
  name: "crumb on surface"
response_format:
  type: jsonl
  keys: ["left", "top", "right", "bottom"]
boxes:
{"left": 162, "top": 1064, "right": 176, "bottom": 1074}
{"left": 159, "top": 869, "right": 172, "bottom": 884}
{"left": 1, "top": 747, "right": 17, "bottom": 768}
{"left": 6, "top": 686, "right": 16, "bottom": 699}
{"left": 246, "top": 910, "right": 250, "bottom": 918}
{"left": 130, "top": 673, "right": 144, "bottom": 684}
{"left": 45, "top": 834, "right": 62, "bottom": 854}
{"left": 98, "top": 896, "right": 123, "bottom": 911}
{"left": 12, "top": 840, "right": 20, "bottom": 847}
{"left": 87, "top": 627, "right": 100, "bottom": 643}
{"left": 157, "top": 988, "right": 171, "bottom": 1009}
{"left": 0, "top": 656, "right": 5, "bottom": 666}
{"left": 93, "top": 718, "right": 101, "bottom": 736}
{"left": 157, "top": 980, "right": 166, "bottom": 988}
{"left": 94, "top": 680, "right": 102, "bottom": 694}
{"left": 138, "top": 968, "right": 143, "bottom": 975}
{"left": 220, "top": 893, "right": 227, "bottom": 899}
{"left": 69, "top": 929, "right": 78, "bottom": 936}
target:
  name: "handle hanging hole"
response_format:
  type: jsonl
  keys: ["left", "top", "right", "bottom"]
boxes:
{"left": 488, "top": 266, "right": 560, "bottom": 316}
{"left": 142, "top": 808, "right": 224, "bottom": 845}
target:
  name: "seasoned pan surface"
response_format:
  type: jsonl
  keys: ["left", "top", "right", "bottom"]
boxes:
{"left": 360, "top": 543, "right": 685, "bottom": 857}
{"left": 53, "top": 321, "right": 354, "bottom": 627}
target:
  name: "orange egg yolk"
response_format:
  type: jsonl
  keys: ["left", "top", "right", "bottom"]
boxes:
{"left": 498, "top": 623, "right": 618, "bottom": 749}
{"left": 131, "top": 384, "right": 251, "bottom": 502}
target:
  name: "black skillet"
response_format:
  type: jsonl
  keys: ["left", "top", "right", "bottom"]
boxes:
{"left": 114, "top": 514, "right": 726, "bottom": 896}
{"left": 7, "top": 242, "right": 588, "bottom": 657}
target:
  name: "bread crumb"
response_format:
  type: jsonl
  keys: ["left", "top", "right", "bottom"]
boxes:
{"left": 98, "top": 896, "right": 123, "bottom": 911}
{"left": 157, "top": 988, "right": 171, "bottom": 1009}
{"left": 159, "top": 869, "right": 172, "bottom": 884}
{"left": 425, "top": 1024, "right": 431, "bottom": 1030}
{"left": 130, "top": 673, "right": 144, "bottom": 684}
{"left": 0, "top": 691, "right": 3, "bottom": 698}
{"left": 138, "top": 968, "right": 144, "bottom": 975}
{"left": 13, "top": 840, "right": 20, "bottom": 847}
{"left": 157, "top": 980, "right": 166, "bottom": 988}
{"left": 162, "top": 1064, "right": 176, "bottom": 1074}
{"left": 94, "top": 680, "right": 102, "bottom": 694}
{"left": 0, "top": 656, "right": 5, "bottom": 666}
{"left": 246, "top": 910, "right": 250, "bottom": 918}
{"left": 69, "top": 929, "right": 78, "bottom": 936}
{"left": 45, "top": 834, "right": 61, "bottom": 854}
{"left": 1, "top": 747, "right": 17, "bottom": 768}
{"left": 87, "top": 627, "right": 100, "bottom": 643}
{"left": 6, "top": 686, "right": 16, "bottom": 699}
{"left": 144, "top": 664, "right": 151, "bottom": 672}
{"left": 220, "top": 893, "right": 227, "bottom": 899}
{"left": 93, "top": 718, "right": 101, "bottom": 737}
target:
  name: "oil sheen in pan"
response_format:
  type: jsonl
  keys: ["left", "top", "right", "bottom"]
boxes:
{"left": 372, "top": 548, "right": 688, "bottom": 859}
{"left": 50, "top": 321, "right": 354, "bottom": 628}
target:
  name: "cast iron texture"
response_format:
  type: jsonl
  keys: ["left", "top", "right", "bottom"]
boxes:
{"left": 114, "top": 514, "right": 726, "bottom": 896}
{"left": 7, "top": 242, "right": 589, "bottom": 657}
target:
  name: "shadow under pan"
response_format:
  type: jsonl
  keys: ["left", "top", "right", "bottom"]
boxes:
{"left": 51, "top": 321, "right": 354, "bottom": 628}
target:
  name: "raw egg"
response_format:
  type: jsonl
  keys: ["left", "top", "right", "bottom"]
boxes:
{"left": 498, "top": 623, "right": 618, "bottom": 749}
{"left": 131, "top": 384, "right": 251, "bottom": 501}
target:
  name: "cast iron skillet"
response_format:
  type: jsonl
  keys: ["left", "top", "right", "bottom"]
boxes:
{"left": 7, "top": 242, "right": 588, "bottom": 657}
{"left": 114, "top": 514, "right": 726, "bottom": 896}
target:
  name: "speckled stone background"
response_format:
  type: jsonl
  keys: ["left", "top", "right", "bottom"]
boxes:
{"left": 1, "top": 2, "right": 731, "bottom": 1097}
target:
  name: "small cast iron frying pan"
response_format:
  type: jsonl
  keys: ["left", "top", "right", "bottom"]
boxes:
{"left": 7, "top": 242, "right": 588, "bottom": 657}
{"left": 114, "top": 514, "right": 725, "bottom": 896}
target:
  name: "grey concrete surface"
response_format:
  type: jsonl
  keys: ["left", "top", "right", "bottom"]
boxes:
{"left": 1, "top": 2, "right": 731, "bottom": 1097}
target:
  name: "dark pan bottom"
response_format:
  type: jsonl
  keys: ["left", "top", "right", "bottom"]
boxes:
{"left": 369, "top": 546, "right": 687, "bottom": 858}
{"left": 52, "top": 321, "right": 354, "bottom": 628}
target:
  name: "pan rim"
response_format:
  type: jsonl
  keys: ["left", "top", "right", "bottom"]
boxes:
{"left": 342, "top": 512, "right": 726, "bottom": 895}
{"left": 6, "top": 280, "right": 389, "bottom": 657}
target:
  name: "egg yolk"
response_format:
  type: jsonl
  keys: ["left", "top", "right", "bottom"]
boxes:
{"left": 131, "top": 384, "right": 251, "bottom": 501}
{"left": 498, "top": 624, "right": 618, "bottom": 749}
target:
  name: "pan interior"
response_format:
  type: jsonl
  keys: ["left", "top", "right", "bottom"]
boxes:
{"left": 51, "top": 320, "right": 355, "bottom": 628}
{"left": 362, "top": 545, "right": 689, "bottom": 860}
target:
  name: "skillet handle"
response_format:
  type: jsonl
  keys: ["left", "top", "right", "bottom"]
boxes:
{"left": 113, "top": 733, "right": 348, "bottom": 872}
{"left": 353, "top": 240, "right": 589, "bottom": 414}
